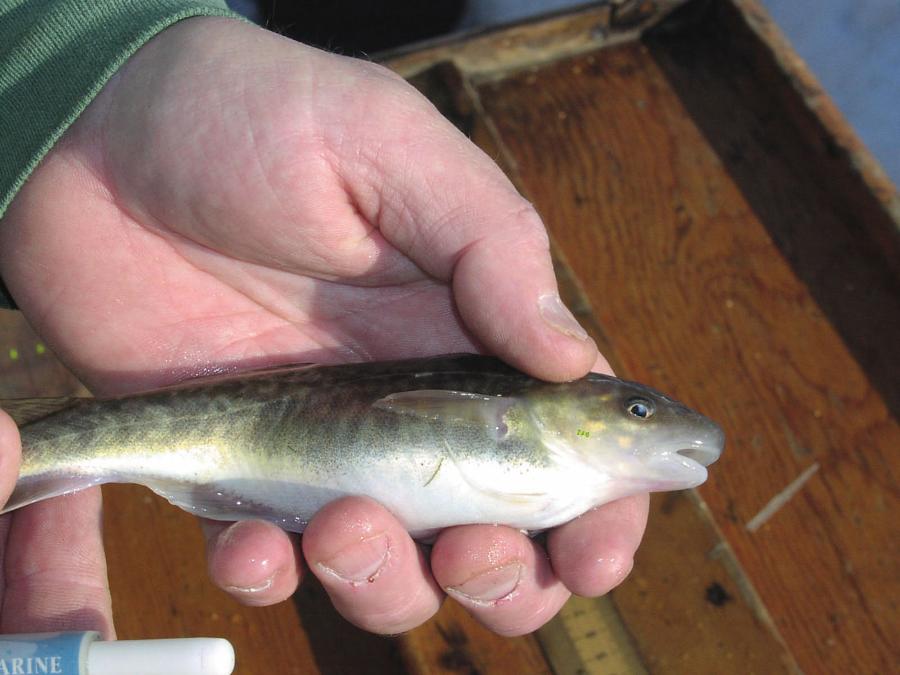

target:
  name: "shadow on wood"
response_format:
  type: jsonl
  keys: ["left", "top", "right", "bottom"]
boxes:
{"left": 646, "top": 1, "right": 900, "bottom": 417}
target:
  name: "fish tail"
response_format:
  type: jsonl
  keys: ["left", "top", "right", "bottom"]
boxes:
{"left": 0, "top": 396, "right": 97, "bottom": 513}
{"left": 0, "top": 471, "right": 106, "bottom": 515}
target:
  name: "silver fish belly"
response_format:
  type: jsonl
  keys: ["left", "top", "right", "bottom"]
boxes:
{"left": 1, "top": 355, "right": 724, "bottom": 538}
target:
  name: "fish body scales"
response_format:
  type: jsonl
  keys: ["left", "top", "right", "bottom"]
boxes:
{"left": 4, "top": 355, "right": 724, "bottom": 538}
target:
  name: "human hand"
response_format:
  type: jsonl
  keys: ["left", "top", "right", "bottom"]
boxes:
{"left": 0, "top": 17, "right": 649, "bottom": 636}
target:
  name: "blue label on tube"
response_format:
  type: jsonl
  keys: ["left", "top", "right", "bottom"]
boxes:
{"left": 0, "top": 632, "right": 94, "bottom": 675}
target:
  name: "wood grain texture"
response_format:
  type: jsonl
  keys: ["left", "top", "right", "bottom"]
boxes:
{"left": 647, "top": 0, "right": 900, "bottom": 417}
{"left": 475, "top": 26, "right": 898, "bottom": 675}
{"left": 400, "top": 601, "right": 552, "bottom": 675}
{"left": 618, "top": 492, "right": 794, "bottom": 674}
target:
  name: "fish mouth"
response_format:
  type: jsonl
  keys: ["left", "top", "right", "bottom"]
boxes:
{"left": 651, "top": 451, "right": 708, "bottom": 489}
{"left": 675, "top": 444, "right": 720, "bottom": 468}
{"left": 643, "top": 434, "right": 723, "bottom": 490}
{"left": 672, "top": 419, "right": 725, "bottom": 468}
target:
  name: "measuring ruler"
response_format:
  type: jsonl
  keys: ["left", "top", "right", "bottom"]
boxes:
{"left": 537, "top": 595, "right": 647, "bottom": 675}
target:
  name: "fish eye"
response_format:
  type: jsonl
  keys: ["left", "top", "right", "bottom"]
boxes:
{"left": 626, "top": 397, "right": 655, "bottom": 419}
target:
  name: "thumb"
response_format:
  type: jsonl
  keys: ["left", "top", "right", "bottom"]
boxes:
{"left": 452, "top": 209, "right": 599, "bottom": 381}
{"left": 344, "top": 85, "right": 599, "bottom": 381}
{"left": 0, "top": 410, "right": 22, "bottom": 508}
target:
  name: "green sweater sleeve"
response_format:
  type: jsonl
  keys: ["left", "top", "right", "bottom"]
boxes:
{"left": 0, "top": 0, "right": 243, "bottom": 308}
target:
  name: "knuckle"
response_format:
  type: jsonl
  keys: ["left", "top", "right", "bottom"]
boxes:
{"left": 505, "top": 200, "right": 551, "bottom": 249}
{"left": 359, "top": 61, "right": 407, "bottom": 86}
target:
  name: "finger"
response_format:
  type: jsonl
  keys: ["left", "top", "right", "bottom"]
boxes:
{"left": 592, "top": 352, "right": 615, "bottom": 377}
{"left": 302, "top": 497, "right": 442, "bottom": 634}
{"left": 336, "top": 83, "right": 598, "bottom": 381}
{"left": 453, "top": 229, "right": 599, "bottom": 382}
{"left": 2, "top": 488, "right": 114, "bottom": 637}
{"left": 203, "top": 519, "right": 301, "bottom": 606}
{"left": 0, "top": 410, "right": 21, "bottom": 604}
{"left": 547, "top": 494, "right": 650, "bottom": 597}
{"left": 0, "top": 410, "right": 22, "bottom": 506}
{"left": 431, "top": 525, "right": 570, "bottom": 637}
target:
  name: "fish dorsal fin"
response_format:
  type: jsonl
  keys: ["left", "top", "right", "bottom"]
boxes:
{"left": 0, "top": 396, "right": 85, "bottom": 426}
{"left": 153, "top": 362, "right": 317, "bottom": 391}
{"left": 373, "top": 389, "right": 514, "bottom": 436}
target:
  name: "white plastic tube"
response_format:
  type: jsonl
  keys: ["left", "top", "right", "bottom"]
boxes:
{"left": 0, "top": 632, "right": 235, "bottom": 675}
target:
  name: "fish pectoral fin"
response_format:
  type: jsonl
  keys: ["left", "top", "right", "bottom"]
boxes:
{"left": 169, "top": 362, "right": 317, "bottom": 387}
{"left": 0, "top": 396, "right": 87, "bottom": 426}
{"left": 440, "top": 440, "right": 548, "bottom": 505}
{"left": 373, "top": 389, "right": 514, "bottom": 437}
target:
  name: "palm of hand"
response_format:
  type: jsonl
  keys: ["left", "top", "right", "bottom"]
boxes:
{"left": 0, "top": 17, "right": 645, "bottom": 638}
{"left": 9, "top": 20, "right": 498, "bottom": 392}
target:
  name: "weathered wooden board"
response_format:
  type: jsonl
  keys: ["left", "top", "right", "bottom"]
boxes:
{"left": 473, "top": 5, "right": 899, "bottom": 672}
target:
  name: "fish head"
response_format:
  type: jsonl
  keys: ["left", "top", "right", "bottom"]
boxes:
{"left": 523, "top": 374, "right": 724, "bottom": 492}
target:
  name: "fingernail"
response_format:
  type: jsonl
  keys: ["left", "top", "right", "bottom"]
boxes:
{"left": 316, "top": 533, "right": 391, "bottom": 585}
{"left": 538, "top": 293, "right": 589, "bottom": 341}
{"left": 445, "top": 562, "right": 524, "bottom": 606}
{"left": 226, "top": 574, "right": 275, "bottom": 594}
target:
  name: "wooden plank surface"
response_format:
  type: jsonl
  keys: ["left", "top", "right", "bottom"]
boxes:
{"left": 473, "top": 5, "right": 899, "bottom": 672}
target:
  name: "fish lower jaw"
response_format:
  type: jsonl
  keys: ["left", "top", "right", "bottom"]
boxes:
{"left": 644, "top": 458, "right": 709, "bottom": 492}
{"left": 605, "top": 448, "right": 711, "bottom": 493}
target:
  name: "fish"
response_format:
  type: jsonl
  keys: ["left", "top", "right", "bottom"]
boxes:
{"left": 0, "top": 354, "right": 724, "bottom": 539}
